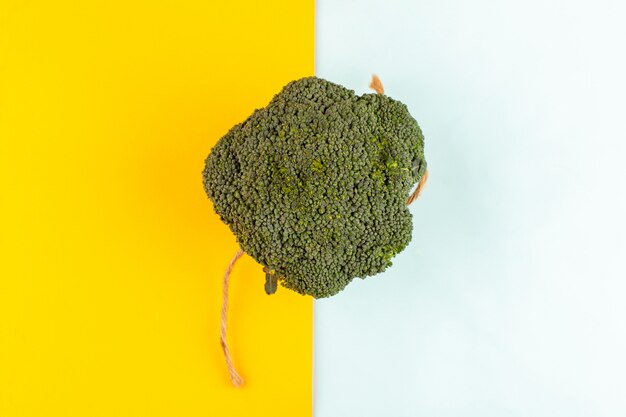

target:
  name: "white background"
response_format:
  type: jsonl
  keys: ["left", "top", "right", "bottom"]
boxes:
{"left": 314, "top": 0, "right": 626, "bottom": 415}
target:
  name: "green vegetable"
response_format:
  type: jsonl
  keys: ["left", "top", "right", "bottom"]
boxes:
{"left": 202, "top": 76, "right": 426, "bottom": 298}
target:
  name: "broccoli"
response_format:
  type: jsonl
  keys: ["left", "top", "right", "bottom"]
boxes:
{"left": 202, "top": 76, "right": 426, "bottom": 298}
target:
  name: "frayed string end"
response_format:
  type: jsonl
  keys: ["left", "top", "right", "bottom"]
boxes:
{"left": 369, "top": 74, "right": 385, "bottom": 95}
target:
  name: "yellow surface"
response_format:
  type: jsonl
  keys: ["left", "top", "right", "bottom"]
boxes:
{"left": 0, "top": 1, "right": 313, "bottom": 416}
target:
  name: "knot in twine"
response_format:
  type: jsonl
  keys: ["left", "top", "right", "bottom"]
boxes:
{"left": 219, "top": 74, "right": 429, "bottom": 387}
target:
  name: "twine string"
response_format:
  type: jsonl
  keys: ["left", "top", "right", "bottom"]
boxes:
{"left": 219, "top": 74, "right": 428, "bottom": 387}
{"left": 220, "top": 249, "right": 245, "bottom": 387}
{"left": 369, "top": 74, "right": 385, "bottom": 94}
{"left": 407, "top": 169, "right": 429, "bottom": 206}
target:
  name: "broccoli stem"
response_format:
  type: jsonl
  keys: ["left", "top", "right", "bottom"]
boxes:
{"left": 263, "top": 267, "right": 278, "bottom": 295}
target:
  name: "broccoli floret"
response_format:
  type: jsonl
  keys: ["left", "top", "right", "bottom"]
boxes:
{"left": 202, "top": 76, "right": 426, "bottom": 298}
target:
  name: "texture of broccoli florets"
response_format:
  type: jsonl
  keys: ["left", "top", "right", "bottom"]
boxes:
{"left": 202, "top": 76, "right": 426, "bottom": 298}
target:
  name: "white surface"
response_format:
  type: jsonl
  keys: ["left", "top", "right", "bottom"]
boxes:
{"left": 314, "top": 0, "right": 626, "bottom": 415}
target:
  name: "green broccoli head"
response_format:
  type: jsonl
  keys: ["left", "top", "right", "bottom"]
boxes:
{"left": 202, "top": 76, "right": 426, "bottom": 298}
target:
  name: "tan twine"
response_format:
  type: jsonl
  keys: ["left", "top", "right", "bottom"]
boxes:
{"left": 219, "top": 75, "right": 429, "bottom": 387}
{"left": 219, "top": 249, "right": 245, "bottom": 387}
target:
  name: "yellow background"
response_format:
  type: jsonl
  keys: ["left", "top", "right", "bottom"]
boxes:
{"left": 0, "top": 1, "right": 313, "bottom": 415}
